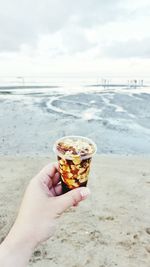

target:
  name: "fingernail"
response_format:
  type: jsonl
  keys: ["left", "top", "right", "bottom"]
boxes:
{"left": 80, "top": 188, "right": 91, "bottom": 199}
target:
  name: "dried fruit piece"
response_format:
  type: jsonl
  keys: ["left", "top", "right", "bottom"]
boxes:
{"left": 70, "top": 165, "right": 76, "bottom": 171}
{"left": 85, "top": 171, "right": 89, "bottom": 176}
{"left": 66, "top": 172, "right": 73, "bottom": 179}
{"left": 78, "top": 167, "right": 86, "bottom": 175}
{"left": 64, "top": 178, "right": 79, "bottom": 189}
{"left": 62, "top": 165, "right": 70, "bottom": 172}
{"left": 73, "top": 155, "right": 81, "bottom": 165}
{"left": 79, "top": 175, "right": 88, "bottom": 183}
{"left": 76, "top": 164, "right": 81, "bottom": 170}
{"left": 70, "top": 179, "right": 80, "bottom": 188}
{"left": 59, "top": 159, "right": 66, "bottom": 165}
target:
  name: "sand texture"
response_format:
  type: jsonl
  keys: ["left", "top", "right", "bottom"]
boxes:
{"left": 0, "top": 155, "right": 150, "bottom": 267}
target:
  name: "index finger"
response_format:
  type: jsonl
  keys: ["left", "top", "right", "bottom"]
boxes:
{"left": 40, "top": 162, "right": 59, "bottom": 177}
{"left": 37, "top": 162, "right": 60, "bottom": 186}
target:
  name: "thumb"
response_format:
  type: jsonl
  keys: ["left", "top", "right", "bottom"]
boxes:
{"left": 56, "top": 187, "right": 90, "bottom": 214}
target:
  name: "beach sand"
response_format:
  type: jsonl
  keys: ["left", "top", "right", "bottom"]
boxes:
{"left": 0, "top": 155, "right": 150, "bottom": 267}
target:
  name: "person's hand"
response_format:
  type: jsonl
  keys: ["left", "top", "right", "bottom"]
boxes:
{"left": 12, "top": 162, "right": 90, "bottom": 245}
{"left": 0, "top": 162, "right": 90, "bottom": 267}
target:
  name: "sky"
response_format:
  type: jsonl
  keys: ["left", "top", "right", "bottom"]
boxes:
{"left": 0, "top": 0, "right": 150, "bottom": 77}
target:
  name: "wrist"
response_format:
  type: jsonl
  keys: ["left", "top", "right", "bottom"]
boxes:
{"left": 0, "top": 222, "right": 36, "bottom": 267}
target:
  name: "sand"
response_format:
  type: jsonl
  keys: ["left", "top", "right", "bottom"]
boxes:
{"left": 0, "top": 155, "right": 150, "bottom": 267}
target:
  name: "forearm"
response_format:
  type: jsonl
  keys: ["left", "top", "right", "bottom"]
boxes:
{"left": 0, "top": 222, "right": 36, "bottom": 267}
{"left": 0, "top": 163, "right": 90, "bottom": 266}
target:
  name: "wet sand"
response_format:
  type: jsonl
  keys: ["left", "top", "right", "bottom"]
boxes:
{"left": 0, "top": 155, "right": 150, "bottom": 267}
{"left": 0, "top": 86, "right": 150, "bottom": 155}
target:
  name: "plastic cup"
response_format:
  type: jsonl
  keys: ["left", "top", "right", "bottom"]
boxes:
{"left": 53, "top": 136, "right": 97, "bottom": 193}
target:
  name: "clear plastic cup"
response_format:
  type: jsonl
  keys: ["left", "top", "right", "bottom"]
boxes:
{"left": 53, "top": 136, "right": 97, "bottom": 193}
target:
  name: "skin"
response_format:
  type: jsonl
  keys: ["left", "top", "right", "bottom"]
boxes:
{"left": 0, "top": 162, "right": 90, "bottom": 267}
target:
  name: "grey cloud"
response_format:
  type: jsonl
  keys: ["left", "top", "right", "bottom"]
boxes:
{"left": 123, "top": 5, "right": 150, "bottom": 20}
{"left": 0, "top": 0, "right": 69, "bottom": 51}
{"left": 0, "top": 0, "right": 122, "bottom": 52}
{"left": 62, "top": 27, "right": 95, "bottom": 54}
{"left": 64, "top": 0, "right": 122, "bottom": 27}
{"left": 103, "top": 38, "right": 150, "bottom": 58}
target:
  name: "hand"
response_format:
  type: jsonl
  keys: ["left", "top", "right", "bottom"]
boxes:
{"left": 0, "top": 162, "right": 90, "bottom": 267}
{"left": 13, "top": 162, "right": 90, "bottom": 245}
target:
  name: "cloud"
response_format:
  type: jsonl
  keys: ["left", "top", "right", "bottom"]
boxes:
{"left": 0, "top": 0, "right": 150, "bottom": 67}
{"left": 103, "top": 38, "right": 150, "bottom": 58}
{"left": 0, "top": 0, "right": 69, "bottom": 51}
{"left": 0, "top": 0, "right": 122, "bottom": 52}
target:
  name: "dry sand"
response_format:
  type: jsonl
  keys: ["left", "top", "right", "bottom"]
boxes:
{"left": 0, "top": 155, "right": 150, "bottom": 267}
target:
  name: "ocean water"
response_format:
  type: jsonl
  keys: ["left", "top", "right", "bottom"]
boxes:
{"left": 0, "top": 74, "right": 150, "bottom": 87}
{"left": 0, "top": 77, "right": 150, "bottom": 155}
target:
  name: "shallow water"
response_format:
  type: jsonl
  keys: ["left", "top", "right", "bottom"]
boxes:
{"left": 0, "top": 85, "right": 150, "bottom": 155}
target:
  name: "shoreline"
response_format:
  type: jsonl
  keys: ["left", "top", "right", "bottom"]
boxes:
{"left": 0, "top": 86, "right": 150, "bottom": 156}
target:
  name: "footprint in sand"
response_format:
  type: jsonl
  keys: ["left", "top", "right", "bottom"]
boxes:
{"left": 89, "top": 230, "right": 108, "bottom": 245}
{"left": 30, "top": 249, "right": 47, "bottom": 263}
{"left": 145, "top": 228, "right": 150, "bottom": 235}
{"left": 98, "top": 215, "right": 115, "bottom": 221}
{"left": 33, "top": 250, "right": 42, "bottom": 257}
{"left": 145, "top": 246, "right": 150, "bottom": 253}
{"left": 117, "top": 240, "right": 136, "bottom": 249}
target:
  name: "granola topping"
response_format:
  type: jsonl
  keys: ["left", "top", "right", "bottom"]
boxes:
{"left": 54, "top": 136, "right": 96, "bottom": 190}
{"left": 56, "top": 137, "right": 95, "bottom": 159}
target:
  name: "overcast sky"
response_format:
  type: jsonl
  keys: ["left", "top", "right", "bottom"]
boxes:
{"left": 0, "top": 0, "right": 150, "bottom": 76}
